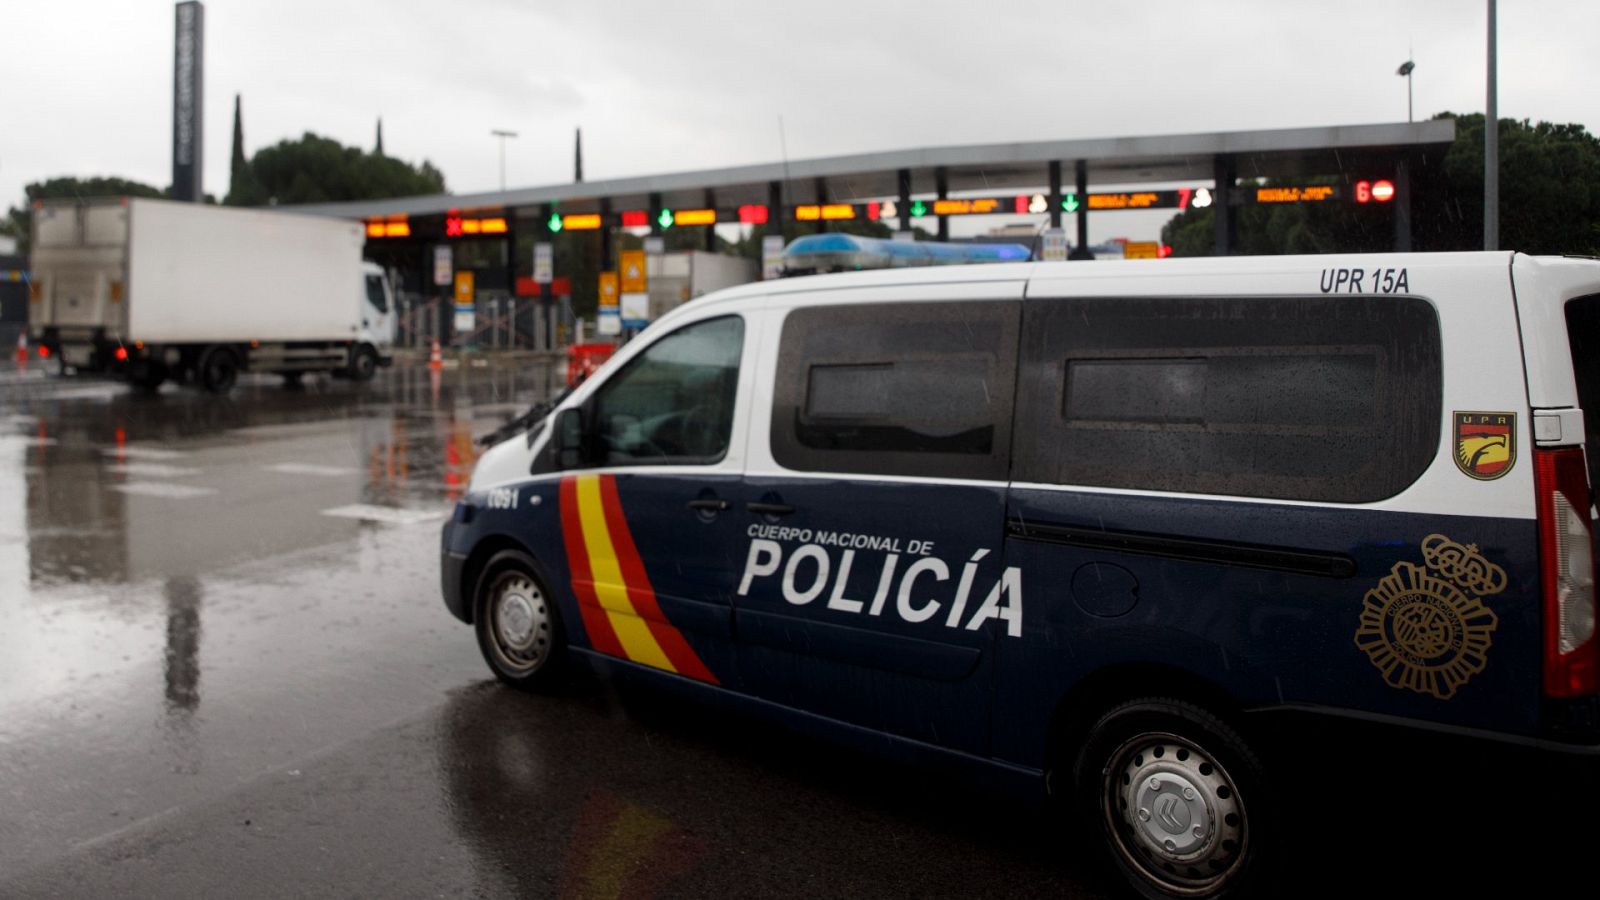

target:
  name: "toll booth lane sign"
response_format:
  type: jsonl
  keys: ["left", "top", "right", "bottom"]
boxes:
{"left": 453, "top": 270, "right": 475, "bottom": 333}
{"left": 620, "top": 292, "right": 650, "bottom": 330}
{"left": 433, "top": 245, "right": 452, "bottom": 286}
{"left": 620, "top": 250, "right": 647, "bottom": 294}
{"left": 598, "top": 271, "right": 621, "bottom": 337}
{"left": 534, "top": 243, "right": 554, "bottom": 284}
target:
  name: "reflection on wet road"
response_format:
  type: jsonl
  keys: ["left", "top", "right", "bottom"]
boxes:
{"left": 0, "top": 364, "right": 1113, "bottom": 898}
{"left": 0, "top": 365, "right": 543, "bottom": 880}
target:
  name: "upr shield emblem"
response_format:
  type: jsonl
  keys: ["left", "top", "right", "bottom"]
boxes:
{"left": 1454, "top": 412, "right": 1516, "bottom": 480}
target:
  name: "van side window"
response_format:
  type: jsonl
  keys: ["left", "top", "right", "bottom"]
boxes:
{"left": 1014, "top": 296, "right": 1442, "bottom": 503}
{"left": 364, "top": 274, "right": 389, "bottom": 313}
{"left": 592, "top": 315, "right": 743, "bottom": 466}
{"left": 1565, "top": 294, "right": 1600, "bottom": 484}
{"left": 771, "top": 301, "right": 1020, "bottom": 480}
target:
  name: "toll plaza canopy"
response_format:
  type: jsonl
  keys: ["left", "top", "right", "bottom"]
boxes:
{"left": 293, "top": 119, "right": 1455, "bottom": 257}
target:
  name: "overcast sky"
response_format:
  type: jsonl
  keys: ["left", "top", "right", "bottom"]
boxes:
{"left": 4, "top": 0, "right": 1596, "bottom": 241}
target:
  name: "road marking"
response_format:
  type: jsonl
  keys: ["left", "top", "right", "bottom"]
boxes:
{"left": 114, "top": 482, "right": 217, "bottom": 499}
{"left": 101, "top": 447, "right": 188, "bottom": 461}
{"left": 320, "top": 504, "right": 445, "bottom": 526}
{"left": 268, "top": 463, "right": 356, "bottom": 477}
{"left": 108, "top": 462, "right": 202, "bottom": 478}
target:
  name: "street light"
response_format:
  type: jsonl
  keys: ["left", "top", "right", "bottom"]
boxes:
{"left": 1485, "top": 0, "right": 1498, "bottom": 251}
{"left": 490, "top": 129, "right": 518, "bottom": 192}
{"left": 1396, "top": 59, "right": 1415, "bottom": 123}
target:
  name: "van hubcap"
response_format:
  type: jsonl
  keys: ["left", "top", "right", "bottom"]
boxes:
{"left": 1105, "top": 732, "right": 1246, "bottom": 892}
{"left": 489, "top": 574, "right": 549, "bottom": 672}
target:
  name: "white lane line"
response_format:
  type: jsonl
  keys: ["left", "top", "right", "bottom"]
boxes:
{"left": 320, "top": 504, "right": 445, "bottom": 526}
{"left": 101, "top": 447, "right": 188, "bottom": 461}
{"left": 107, "top": 463, "right": 202, "bottom": 478}
{"left": 113, "top": 482, "right": 217, "bottom": 499}
{"left": 268, "top": 463, "right": 356, "bottom": 477}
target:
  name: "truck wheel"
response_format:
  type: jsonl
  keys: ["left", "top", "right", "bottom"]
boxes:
{"left": 280, "top": 372, "right": 304, "bottom": 389}
{"left": 473, "top": 551, "right": 566, "bottom": 690}
{"left": 128, "top": 360, "right": 167, "bottom": 392}
{"left": 198, "top": 347, "right": 239, "bottom": 394}
{"left": 348, "top": 346, "right": 378, "bottom": 382}
{"left": 1073, "top": 697, "right": 1270, "bottom": 899}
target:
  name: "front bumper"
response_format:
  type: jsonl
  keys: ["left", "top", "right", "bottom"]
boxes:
{"left": 440, "top": 519, "right": 470, "bottom": 623}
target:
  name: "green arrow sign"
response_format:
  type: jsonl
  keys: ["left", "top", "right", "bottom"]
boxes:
{"left": 1061, "top": 195, "right": 1080, "bottom": 213}
{"left": 658, "top": 209, "right": 675, "bottom": 229}
{"left": 910, "top": 200, "right": 928, "bottom": 218}
{"left": 547, "top": 213, "right": 564, "bottom": 233}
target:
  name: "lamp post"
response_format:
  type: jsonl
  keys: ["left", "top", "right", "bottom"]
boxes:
{"left": 1396, "top": 60, "right": 1415, "bottom": 123}
{"left": 490, "top": 129, "right": 518, "bottom": 191}
{"left": 1484, "top": 0, "right": 1498, "bottom": 251}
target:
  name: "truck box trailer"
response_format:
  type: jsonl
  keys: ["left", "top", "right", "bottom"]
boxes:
{"left": 29, "top": 197, "right": 394, "bottom": 392}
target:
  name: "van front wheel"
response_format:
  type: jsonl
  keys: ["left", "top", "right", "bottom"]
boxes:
{"left": 473, "top": 551, "right": 566, "bottom": 690}
{"left": 1074, "top": 697, "right": 1269, "bottom": 899}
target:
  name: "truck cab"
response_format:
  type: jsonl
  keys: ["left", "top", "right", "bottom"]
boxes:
{"left": 360, "top": 261, "right": 397, "bottom": 357}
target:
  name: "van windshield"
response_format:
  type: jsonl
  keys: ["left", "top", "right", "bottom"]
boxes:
{"left": 1566, "top": 294, "right": 1600, "bottom": 486}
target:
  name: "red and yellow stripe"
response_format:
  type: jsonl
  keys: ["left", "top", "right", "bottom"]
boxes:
{"left": 559, "top": 474, "right": 717, "bottom": 683}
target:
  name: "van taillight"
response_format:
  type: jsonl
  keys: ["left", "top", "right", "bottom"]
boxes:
{"left": 1536, "top": 447, "right": 1599, "bottom": 697}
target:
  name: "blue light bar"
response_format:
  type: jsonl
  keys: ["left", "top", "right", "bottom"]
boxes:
{"left": 781, "top": 235, "right": 1032, "bottom": 275}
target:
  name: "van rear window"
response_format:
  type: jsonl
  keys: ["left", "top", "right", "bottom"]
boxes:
{"left": 1565, "top": 295, "right": 1600, "bottom": 483}
{"left": 1013, "top": 296, "right": 1442, "bottom": 503}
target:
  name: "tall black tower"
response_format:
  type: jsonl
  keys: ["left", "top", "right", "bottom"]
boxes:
{"left": 172, "top": 1, "right": 205, "bottom": 202}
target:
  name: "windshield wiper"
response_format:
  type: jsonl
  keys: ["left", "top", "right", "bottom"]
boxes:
{"left": 474, "top": 377, "right": 583, "bottom": 448}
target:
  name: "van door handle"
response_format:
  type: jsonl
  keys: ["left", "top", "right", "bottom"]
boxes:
{"left": 747, "top": 502, "right": 795, "bottom": 516}
{"left": 687, "top": 499, "right": 729, "bottom": 512}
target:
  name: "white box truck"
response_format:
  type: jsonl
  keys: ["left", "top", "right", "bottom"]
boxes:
{"left": 29, "top": 197, "right": 395, "bottom": 392}
{"left": 645, "top": 250, "right": 758, "bottom": 320}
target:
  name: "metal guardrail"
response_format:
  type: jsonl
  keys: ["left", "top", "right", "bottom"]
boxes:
{"left": 395, "top": 293, "right": 576, "bottom": 351}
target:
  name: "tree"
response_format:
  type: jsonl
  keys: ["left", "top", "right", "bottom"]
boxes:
{"left": 2, "top": 176, "right": 168, "bottom": 257}
{"left": 227, "top": 95, "right": 262, "bottom": 208}
{"left": 1162, "top": 113, "right": 1600, "bottom": 257}
{"left": 1415, "top": 113, "right": 1600, "bottom": 255}
{"left": 226, "top": 132, "right": 446, "bottom": 206}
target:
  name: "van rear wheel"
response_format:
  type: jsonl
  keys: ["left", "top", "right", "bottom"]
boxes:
{"left": 1073, "top": 698, "right": 1269, "bottom": 899}
{"left": 473, "top": 551, "right": 566, "bottom": 690}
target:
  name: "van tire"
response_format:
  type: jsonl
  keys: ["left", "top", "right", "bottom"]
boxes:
{"left": 198, "top": 346, "right": 239, "bottom": 394}
{"left": 1072, "top": 697, "right": 1271, "bottom": 900}
{"left": 473, "top": 550, "right": 567, "bottom": 690}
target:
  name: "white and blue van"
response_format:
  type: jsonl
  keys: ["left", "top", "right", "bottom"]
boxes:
{"left": 440, "top": 252, "right": 1600, "bottom": 898}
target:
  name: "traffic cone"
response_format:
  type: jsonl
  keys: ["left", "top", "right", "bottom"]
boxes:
{"left": 428, "top": 338, "right": 444, "bottom": 371}
{"left": 14, "top": 332, "right": 27, "bottom": 365}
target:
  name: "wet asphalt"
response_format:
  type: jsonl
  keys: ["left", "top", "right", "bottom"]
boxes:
{"left": 2, "top": 359, "right": 1595, "bottom": 898}
{"left": 0, "top": 360, "right": 1111, "bottom": 899}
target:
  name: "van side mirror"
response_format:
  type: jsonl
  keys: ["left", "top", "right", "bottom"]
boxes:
{"left": 551, "top": 407, "right": 587, "bottom": 469}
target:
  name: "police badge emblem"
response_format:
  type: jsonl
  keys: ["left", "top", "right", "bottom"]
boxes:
{"left": 1354, "top": 534, "right": 1505, "bottom": 700}
{"left": 1454, "top": 412, "right": 1516, "bottom": 480}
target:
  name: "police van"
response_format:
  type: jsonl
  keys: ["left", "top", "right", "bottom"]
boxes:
{"left": 440, "top": 251, "right": 1600, "bottom": 898}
